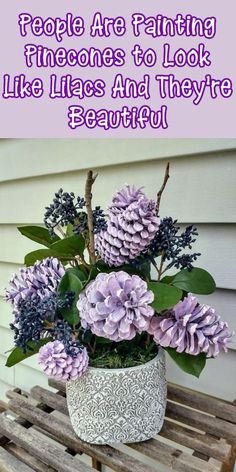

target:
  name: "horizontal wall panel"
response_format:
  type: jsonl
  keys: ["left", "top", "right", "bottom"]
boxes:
{"left": 15, "top": 363, "right": 53, "bottom": 393}
{"left": 0, "top": 263, "right": 21, "bottom": 298}
{"left": 0, "top": 297, "right": 11, "bottom": 329}
{"left": 0, "top": 225, "right": 40, "bottom": 264}
{"left": 0, "top": 327, "right": 14, "bottom": 357}
{"left": 0, "top": 139, "right": 235, "bottom": 183}
{"left": 1, "top": 224, "right": 236, "bottom": 289}
{"left": 0, "top": 153, "right": 235, "bottom": 224}
{"left": 198, "top": 289, "right": 236, "bottom": 350}
{"left": 166, "top": 348, "right": 236, "bottom": 401}
{"left": 0, "top": 355, "right": 14, "bottom": 386}
{"left": 0, "top": 380, "right": 13, "bottom": 400}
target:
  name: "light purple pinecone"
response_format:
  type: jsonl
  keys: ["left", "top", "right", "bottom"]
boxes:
{"left": 77, "top": 271, "right": 154, "bottom": 342}
{"left": 5, "top": 258, "right": 65, "bottom": 307}
{"left": 38, "top": 340, "right": 89, "bottom": 382}
{"left": 148, "top": 294, "right": 233, "bottom": 358}
{"left": 96, "top": 186, "right": 160, "bottom": 266}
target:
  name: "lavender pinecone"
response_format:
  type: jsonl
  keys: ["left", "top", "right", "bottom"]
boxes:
{"left": 96, "top": 186, "right": 160, "bottom": 266}
{"left": 77, "top": 271, "right": 154, "bottom": 341}
{"left": 148, "top": 294, "right": 233, "bottom": 358}
{"left": 5, "top": 258, "right": 65, "bottom": 307}
{"left": 38, "top": 340, "right": 89, "bottom": 382}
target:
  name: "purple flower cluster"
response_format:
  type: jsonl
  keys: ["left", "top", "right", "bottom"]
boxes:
{"left": 148, "top": 294, "right": 233, "bottom": 358}
{"left": 77, "top": 271, "right": 154, "bottom": 341}
{"left": 38, "top": 340, "right": 88, "bottom": 382}
{"left": 96, "top": 186, "right": 160, "bottom": 266}
{"left": 6, "top": 257, "right": 89, "bottom": 381}
{"left": 5, "top": 258, "right": 65, "bottom": 307}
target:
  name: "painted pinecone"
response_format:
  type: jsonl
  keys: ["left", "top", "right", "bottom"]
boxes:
{"left": 148, "top": 294, "right": 233, "bottom": 358}
{"left": 5, "top": 258, "right": 65, "bottom": 307}
{"left": 77, "top": 271, "right": 154, "bottom": 341}
{"left": 38, "top": 340, "right": 89, "bottom": 382}
{"left": 96, "top": 186, "right": 160, "bottom": 267}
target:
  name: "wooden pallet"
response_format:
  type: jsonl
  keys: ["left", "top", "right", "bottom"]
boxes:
{"left": 0, "top": 381, "right": 235, "bottom": 472}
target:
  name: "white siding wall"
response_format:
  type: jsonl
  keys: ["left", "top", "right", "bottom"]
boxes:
{"left": 0, "top": 139, "right": 236, "bottom": 401}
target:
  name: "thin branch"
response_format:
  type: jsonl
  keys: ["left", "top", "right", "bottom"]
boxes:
{"left": 85, "top": 170, "right": 98, "bottom": 265}
{"left": 156, "top": 162, "right": 170, "bottom": 215}
{"left": 157, "top": 253, "right": 165, "bottom": 281}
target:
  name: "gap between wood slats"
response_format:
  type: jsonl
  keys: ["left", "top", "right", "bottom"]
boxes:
{"left": 5, "top": 392, "right": 159, "bottom": 472}
{"left": 30, "top": 384, "right": 231, "bottom": 464}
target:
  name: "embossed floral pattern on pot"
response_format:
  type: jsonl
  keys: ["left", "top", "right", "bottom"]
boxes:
{"left": 66, "top": 348, "right": 167, "bottom": 444}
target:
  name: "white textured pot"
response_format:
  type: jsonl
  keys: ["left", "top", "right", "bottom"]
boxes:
{"left": 66, "top": 348, "right": 167, "bottom": 444}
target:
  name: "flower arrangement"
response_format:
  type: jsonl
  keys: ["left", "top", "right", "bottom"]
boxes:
{"left": 5, "top": 166, "right": 233, "bottom": 381}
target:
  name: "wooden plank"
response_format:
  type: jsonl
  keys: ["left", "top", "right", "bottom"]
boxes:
{"left": 128, "top": 439, "right": 221, "bottom": 472}
{"left": 92, "top": 458, "right": 102, "bottom": 471}
{"left": 159, "top": 419, "right": 231, "bottom": 462}
{"left": 168, "top": 384, "right": 236, "bottom": 423}
{"left": 47, "top": 380, "right": 236, "bottom": 442}
{"left": 29, "top": 385, "right": 233, "bottom": 463}
{"left": 49, "top": 378, "right": 66, "bottom": 394}
{"left": 4, "top": 444, "right": 57, "bottom": 472}
{"left": 6, "top": 392, "right": 158, "bottom": 472}
{"left": 0, "top": 416, "right": 93, "bottom": 472}
{"left": 0, "top": 392, "right": 53, "bottom": 447}
{"left": 0, "top": 400, "right": 8, "bottom": 413}
{"left": 31, "top": 386, "right": 68, "bottom": 415}
{"left": 166, "top": 401, "right": 236, "bottom": 443}
{"left": 0, "top": 447, "right": 35, "bottom": 472}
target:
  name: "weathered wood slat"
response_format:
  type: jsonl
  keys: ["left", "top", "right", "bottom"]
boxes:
{"left": 30, "top": 385, "right": 232, "bottom": 463}
{"left": 166, "top": 401, "right": 236, "bottom": 442}
{"left": 31, "top": 386, "right": 69, "bottom": 415}
{"left": 0, "top": 400, "right": 8, "bottom": 413}
{"left": 159, "top": 419, "right": 231, "bottom": 462}
{"left": 4, "top": 444, "right": 57, "bottom": 472}
{"left": 48, "top": 378, "right": 66, "bottom": 393}
{"left": 92, "top": 458, "right": 102, "bottom": 471}
{"left": 0, "top": 416, "right": 93, "bottom": 472}
{"left": 35, "top": 383, "right": 236, "bottom": 444}
{"left": 129, "top": 439, "right": 221, "bottom": 472}
{"left": 0, "top": 447, "right": 35, "bottom": 472}
{"left": 168, "top": 383, "right": 236, "bottom": 424}
{"left": 6, "top": 392, "right": 158, "bottom": 472}
{"left": 2, "top": 381, "right": 236, "bottom": 472}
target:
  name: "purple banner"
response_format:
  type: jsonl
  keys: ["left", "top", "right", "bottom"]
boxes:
{"left": 0, "top": 0, "right": 235, "bottom": 137}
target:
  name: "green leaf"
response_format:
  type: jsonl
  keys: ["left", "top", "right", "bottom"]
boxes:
{"left": 160, "top": 274, "right": 177, "bottom": 284}
{"left": 50, "top": 235, "right": 85, "bottom": 257}
{"left": 18, "top": 225, "right": 60, "bottom": 247}
{"left": 66, "top": 224, "right": 74, "bottom": 237}
{"left": 25, "top": 249, "right": 54, "bottom": 266}
{"left": 166, "top": 348, "right": 206, "bottom": 377}
{"left": 172, "top": 268, "right": 216, "bottom": 295}
{"left": 66, "top": 267, "right": 88, "bottom": 284}
{"left": 5, "top": 338, "right": 52, "bottom": 368}
{"left": 58, "top": 271, "right": 83, "bottom": 325}
{"left": 148, "top": 282, "right": 182, "bottom": 312}
{"left": 96, "top": 337, "right": 113, "bottom": 345}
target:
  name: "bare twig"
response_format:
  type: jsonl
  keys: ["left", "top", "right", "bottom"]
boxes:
{"left": 156, "top": 162, "right": 170, "bottom": 215}
{"left": 157, "top": 253, "right": 165, "bottom": 281}
{"left": 85, "top": 170, "right": 98, "bottom": 265}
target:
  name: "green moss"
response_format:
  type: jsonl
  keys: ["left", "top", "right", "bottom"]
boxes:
{"left": 89, "top": 338, "right": 158, "bottom": 369}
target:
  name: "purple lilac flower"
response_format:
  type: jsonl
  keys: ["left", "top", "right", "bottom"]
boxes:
{"left": 5, "top": 258, "right": 65, "bottom": 307}
{"left": 38, "top": 340, "right": 89, "bottom": 382}
{"left": 96, "top": 186, "right": 160, "bottom": 267}
{"left": 148, "top": 294, "right": 233, "bottom": 358}
{"left": 77, "top": 271, "right": 154, "bottom": 342}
